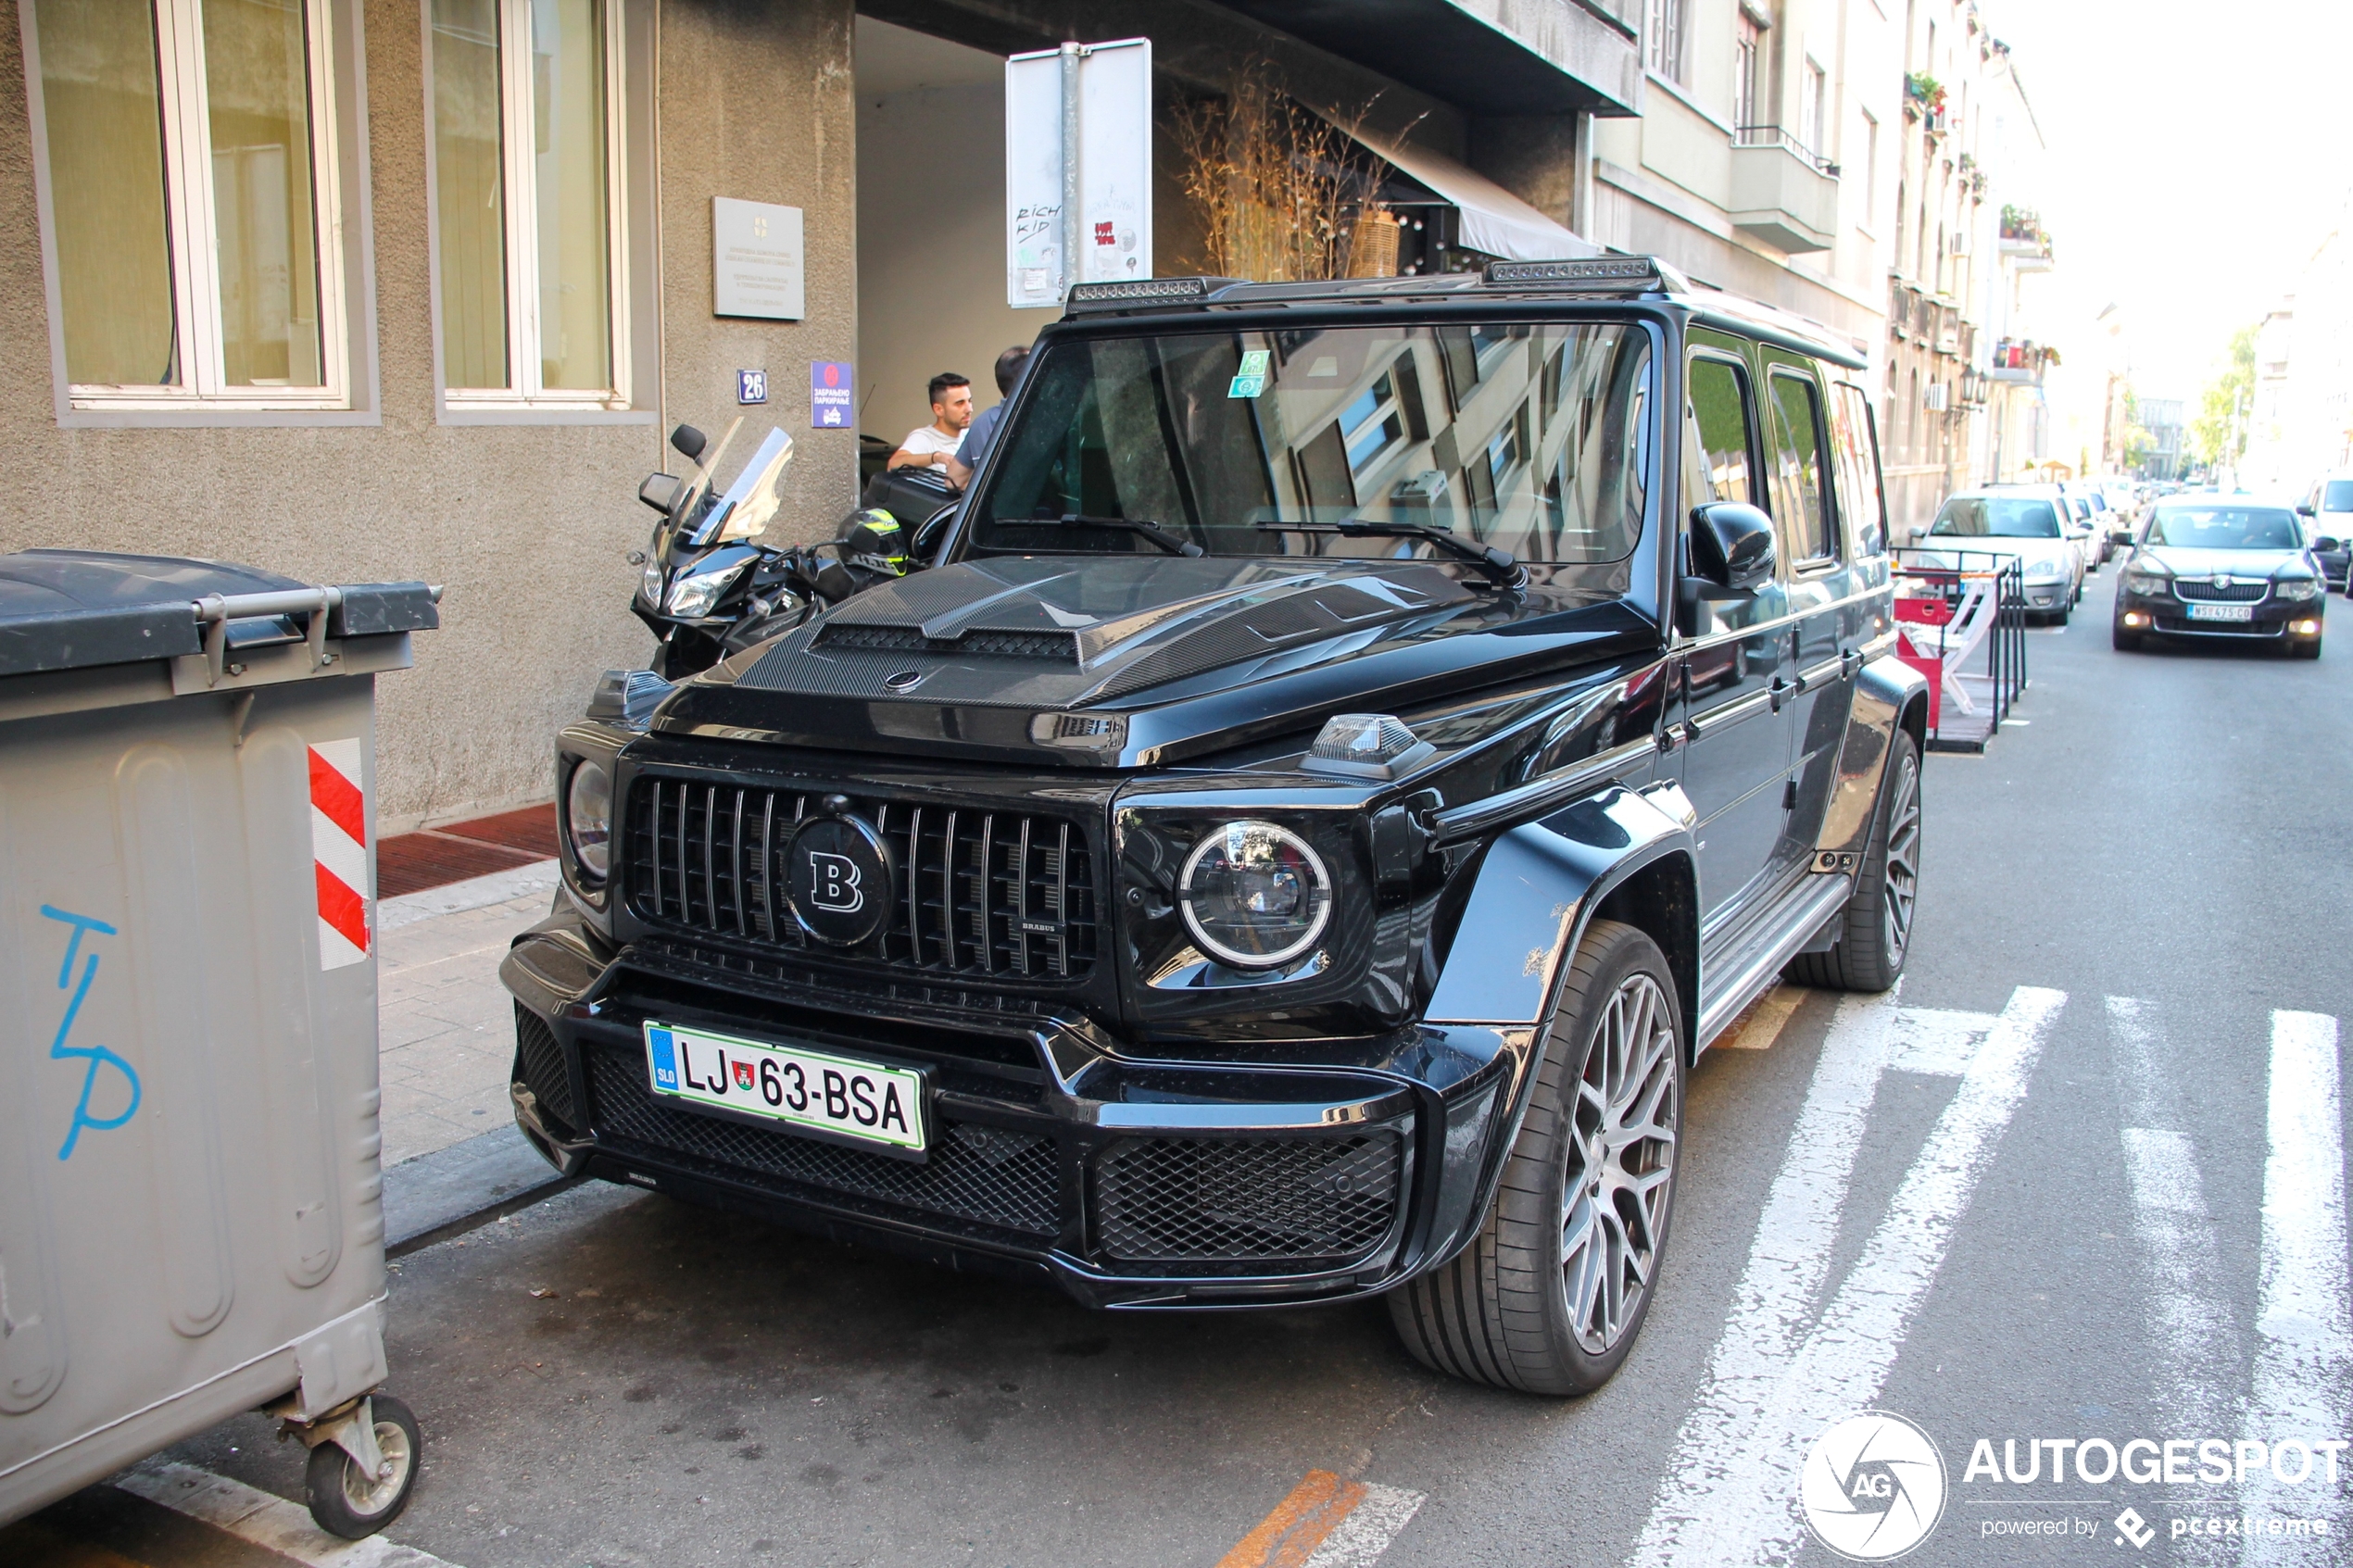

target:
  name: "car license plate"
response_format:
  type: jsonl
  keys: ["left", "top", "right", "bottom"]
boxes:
{"left": 643, "top": 1022, "right": 925, "bottom": 1153}
{"left": 2187, "top": 603, "right": 2255, "bottom": 622}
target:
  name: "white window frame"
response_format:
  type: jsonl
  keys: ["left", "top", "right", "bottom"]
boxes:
{"left": 434, "top": 0, "right": 633, "bottom": 414}
{"left": 23, "top": 0, "right": 356, "bottom": 413}
{"left": 1645, "top": 0, "right": 1688, "bottom": 86}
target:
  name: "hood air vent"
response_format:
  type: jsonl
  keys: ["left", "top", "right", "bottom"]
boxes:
{"left": 815, "top": 623, "right": 1079, "bottom": 663}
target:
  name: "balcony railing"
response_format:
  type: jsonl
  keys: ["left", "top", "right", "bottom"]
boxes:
{"left": 1734, "top": 125, "right": 1840, "bottom": 178}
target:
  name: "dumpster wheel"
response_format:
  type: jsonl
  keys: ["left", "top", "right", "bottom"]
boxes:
{"left": 299, "top": 1393, "right": 422, "bottom": 1539}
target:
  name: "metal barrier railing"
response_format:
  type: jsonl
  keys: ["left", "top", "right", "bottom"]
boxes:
{"left": 1888, "top": 548, "right": 2029, "bottom": 750}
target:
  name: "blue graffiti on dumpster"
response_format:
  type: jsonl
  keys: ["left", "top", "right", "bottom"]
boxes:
{"left": 41, "top": 905, "right": 140, "bottom": 1160}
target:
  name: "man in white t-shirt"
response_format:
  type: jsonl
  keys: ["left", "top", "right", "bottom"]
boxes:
{"left": 888, "top": 372, "right": 974, "bottom": 478}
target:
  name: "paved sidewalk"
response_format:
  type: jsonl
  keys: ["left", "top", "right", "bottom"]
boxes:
{"left": 377, "top": 863, "right": 560, "bottom": 1167}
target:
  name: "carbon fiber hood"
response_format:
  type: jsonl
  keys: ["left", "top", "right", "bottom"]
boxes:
{"left": 654, "top": 554, "right": 1653, "bottom": 767}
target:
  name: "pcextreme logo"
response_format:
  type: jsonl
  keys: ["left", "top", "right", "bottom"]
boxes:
{"left": 1801, "top": 1411, "right": 1950, "bottom": 1561}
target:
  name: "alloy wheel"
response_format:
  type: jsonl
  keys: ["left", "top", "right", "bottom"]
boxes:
{"left": 1561, "top": 972, "right": 1680, "bottom": 1352}
{"left": 1881, "top": 748, "right": 1922, "bottom": 962}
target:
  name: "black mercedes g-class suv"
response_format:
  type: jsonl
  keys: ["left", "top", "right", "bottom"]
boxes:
{"left": 503, "top": 257, "right": 1929, "bottom": 1397}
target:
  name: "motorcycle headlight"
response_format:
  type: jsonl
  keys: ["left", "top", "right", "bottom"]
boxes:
{"left": 638, "top": 557, "right": 666, "bottom": 606}
{"left": 2276, "top": 575, "right": 2322, "bottom": 601}
{"left": 566, "top": 759, "right": 613, "bottom": 882}
{"left": 1178, "top": 821, "right": 1332, "bottom": 969}
{"left": 665, "top": 560, "right": 747, "bottom": 619}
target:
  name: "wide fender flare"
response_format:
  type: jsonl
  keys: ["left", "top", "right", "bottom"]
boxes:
{"left": 1813, "top": 651, "right": 1931, "bottom": 865}
{"left": 1406, "top": 784, "right": 1694, "bottom": 1274}
{"left": 1427, "top": 784, "right": 1694, "bottom": 1029}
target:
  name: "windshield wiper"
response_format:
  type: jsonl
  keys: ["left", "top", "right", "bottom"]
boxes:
{"left": 995, "top": 514, "right": 1203, "bottom": 558}
{"left": 1254, "top": 519, "right": 1524, "bottom": 586}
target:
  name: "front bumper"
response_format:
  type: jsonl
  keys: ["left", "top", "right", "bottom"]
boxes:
{"left": 499, "top": 910, "right": 1530, "bottom": 1309}
{"left": 2114, "top": 589, "right": 2322, "bottom": 640}
{"left": 2021, "top": 579, "right": 2072, "bottom": 612}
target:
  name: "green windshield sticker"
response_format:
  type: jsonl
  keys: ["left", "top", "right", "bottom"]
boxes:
{"left": 1227, "top": 349, "right": 1272, "bottom": 398}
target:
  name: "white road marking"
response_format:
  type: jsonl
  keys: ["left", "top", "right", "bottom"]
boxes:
{"left": 1629, "top": 986, "right": 2065, "bottom": 1566}
{"left": 2240, "top": 1010, "right": 2348, "bottom": 1566}
{"left": 114, "top": 1459, "right": 457, "bottom": 1567}
{"left": 1885, "top": 1005, "right": 1997, "bottom": 1077}
{"left": 1298, "top": 1483, "right": 1427, "bottom": 1568}
{"left": 2106, "top": 998, "right": 2241, "bottom": 1459}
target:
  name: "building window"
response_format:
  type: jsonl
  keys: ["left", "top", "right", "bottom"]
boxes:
{"left": 1801, "top": 59, "right": 1827, "bottom": 157}
{"left": 1733, "top": 14, "right": 1762, "bottom": 130}
{"left": 1860, "top": 111, "right": 1879, "bottom": 227}
{"left": 27, "top": 0, "right": 352, "bottom": 409}
{"left": 432, "top": 0, "right": 626, "bottom": 408}
{"left": 1646, "top": 0, "right": 1688, "bottom": 85}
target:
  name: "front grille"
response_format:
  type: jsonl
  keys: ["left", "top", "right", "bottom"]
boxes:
{"left": 1093, "top": 1132, "right": 1403, "bottom": 1265}
{"left": 514, "top": 1005, "right": 576, "bottom": 1129}
{"left": 585, "top": 1050, "right": 1061, "bottom": 1236}
{"left": 624, "top": 778, "right": 1096, "bottom": 980}
{"left": 2173, "top": 579, "right": 2269, "bottom": 602}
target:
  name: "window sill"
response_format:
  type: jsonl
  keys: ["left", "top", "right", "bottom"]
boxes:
{"left": 57, "top": 400, "right": 377, "bottom": 430}
{"left": 437, "top": 398, "right": 653, "bottom": 427}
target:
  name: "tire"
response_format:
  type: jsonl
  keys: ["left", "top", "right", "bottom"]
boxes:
{"left": 1388, "top": 921, "right": 1683, "bottom": 1397}
{"left": 1782, "top": 728, "right": 1921, "bottom": 993}
{"left": 2112, "top": 625, "right": 2143, "bottom": 652}
{"left": 304, "top": 1395, "right": 421, "bottom": 1540}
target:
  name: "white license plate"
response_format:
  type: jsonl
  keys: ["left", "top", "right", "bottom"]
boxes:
{"left": 644, "top": 1022, "right": 925, "bottom": 1153}
{"left": 2187, "top": 603, "right": 2255, "bottom": 622}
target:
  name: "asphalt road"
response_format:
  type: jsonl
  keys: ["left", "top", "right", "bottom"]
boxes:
{"left": 16, "top": 566, "right": 2351, "bottom": 1568}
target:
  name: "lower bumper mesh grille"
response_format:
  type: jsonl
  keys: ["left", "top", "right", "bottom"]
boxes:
{"left": 514, "top": 1006, "right": 576, "bottom": 1129}
{"left": 585, "top": 1051, "right": 1061, "bottom": 1236}
{"left": 1093, "top": 1132, "right": 1403, "bottom": 1264}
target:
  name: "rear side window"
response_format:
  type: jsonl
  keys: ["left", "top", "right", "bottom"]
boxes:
{"left": 1767, "top": 369, "right": 1835, "bottom": 563}
{"left": 2323, "top": 480, "right": 2353, "bottom": 511}
{"left": 1828, "top": 383, "right": 1885, "bottom": 556}
{"left": 1683, "top": 356, "right": 1754, "bottom": 505}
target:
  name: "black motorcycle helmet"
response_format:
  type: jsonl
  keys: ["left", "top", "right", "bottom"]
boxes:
{"left": 837, "top": 508, "right": 910, "bottom": 578}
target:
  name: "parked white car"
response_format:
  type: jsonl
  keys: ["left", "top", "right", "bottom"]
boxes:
{"left": 1906, "top": 486, "right": 2082, "bottom": 623}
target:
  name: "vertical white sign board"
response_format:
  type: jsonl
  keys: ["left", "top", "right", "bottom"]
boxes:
{"left": 1005, "top": 39, "right": 1152, "bottom": 308}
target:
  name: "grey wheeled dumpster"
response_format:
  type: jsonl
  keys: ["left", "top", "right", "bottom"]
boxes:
{"left": 0, "top": 549, "right": 437, "bottom": 1539}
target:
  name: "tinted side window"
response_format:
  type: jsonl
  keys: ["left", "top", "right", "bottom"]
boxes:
{"left": 1684, "top": 356, "right": 1754, "bottom": 506}
{"left": 1768, "top": 369, "right": 1834, "bottom": 562}
{"left": 1829, "top": 382, "right": 1886, "bottom": 556}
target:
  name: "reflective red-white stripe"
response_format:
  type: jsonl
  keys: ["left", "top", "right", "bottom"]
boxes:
{"left": 308, "top": 739, "right": 370, "bottom": 969}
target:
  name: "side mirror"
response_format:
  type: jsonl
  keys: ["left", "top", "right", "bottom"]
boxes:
{"left": 1906, "top": 525, "right": 1928, "bottom": 543}
{"left": 670, "top": 424, "right": 708, "bottom": 464}
{"left": 2315, "top": 535, "right": 2343, "bottom": 554}
{"left": 2296, "top": 503, "right": 2316, "bottom": 517}
{"left": 638, "top": 471, "right": 682, "bottom": 514}
{"left": 1689, "top": 501, "right": 1777, "bottom": 594}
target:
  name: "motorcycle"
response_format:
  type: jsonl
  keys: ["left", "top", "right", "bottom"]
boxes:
{"left": 630, "top": 420, "right": 943, "bottom": 679}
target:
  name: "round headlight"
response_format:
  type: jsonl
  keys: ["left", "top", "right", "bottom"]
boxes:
{"left": 567, "top": 759, "right": 613, "bottom": 881}
{"left": 1178, "top": 821, "right": 1331, "bottom": 969}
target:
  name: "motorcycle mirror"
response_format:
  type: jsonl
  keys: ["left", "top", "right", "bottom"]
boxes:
{"left": 670, "top": 424, "right": 708, "bottom": 464}
{"left": 638, "top": 472, "right": 682, "bottom": 514}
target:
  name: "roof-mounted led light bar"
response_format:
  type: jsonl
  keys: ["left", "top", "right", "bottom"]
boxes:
{"left": 1066, "top": 276, "right": 1236, "bottom": 308}
{"left": 1482, "top": 257, "right": 1671, "bottom": 292}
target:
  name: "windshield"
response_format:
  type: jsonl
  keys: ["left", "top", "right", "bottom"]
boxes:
{"left": 968, "top": 321, "right": 1654, "bottom": 568}
{"left": 682, "top": 427, "right": 795, "bottom": 546}
{"left": 2145, "top": 506, "right": 2302, "bottom": 550}
{"left": 2322, "top": 480, "right": 2353, "bottom": 511}
{"left": 1931, "top": 496, "right": 2060, "bottom": 538}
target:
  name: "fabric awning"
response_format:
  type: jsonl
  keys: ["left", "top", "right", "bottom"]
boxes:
{"left": 1344, "top": 127, "right": 1598, "bottom": 263}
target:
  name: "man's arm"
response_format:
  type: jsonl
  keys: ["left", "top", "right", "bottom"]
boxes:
{"left": 887, "top": 444, "right": 941, "bottom": 470}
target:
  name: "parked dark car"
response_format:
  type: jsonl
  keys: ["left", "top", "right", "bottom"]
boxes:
{"left": 502, "top": 259, "right": 1931, "bottom": 1397}
{"left": 2114, "top": 497, "right": 2328, "bottom": 657}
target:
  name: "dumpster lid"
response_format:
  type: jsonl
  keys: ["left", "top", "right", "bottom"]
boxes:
{"left": 0, "top": 548, "right": 439, "bottom": 679}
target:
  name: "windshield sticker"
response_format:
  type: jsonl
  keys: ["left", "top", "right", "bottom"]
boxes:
{"left": 1228, "top": 349, "right": 1272, "bottom": 399}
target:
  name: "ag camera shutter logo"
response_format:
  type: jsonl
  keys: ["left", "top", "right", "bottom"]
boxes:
{"left": 1800, "top": 1411, "right": 1948, "bottom": 1560}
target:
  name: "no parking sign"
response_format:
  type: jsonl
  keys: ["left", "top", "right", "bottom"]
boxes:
{"left": 811, "top": 361, "right": 853, "bottom": 429}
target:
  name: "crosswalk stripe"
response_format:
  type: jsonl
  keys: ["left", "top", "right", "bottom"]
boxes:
{"left": 111, "top": 1461, "right": 454, "bottom": 1568}
{"left": 2240, "top": 1010, "right": 2349, "bottom": 1565}
{"left": 1629, "top": 985, "right": 2064, "bottom": 1565}
{"left": 2106, "top": 997, "right": 2241, "bottom": 1449}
